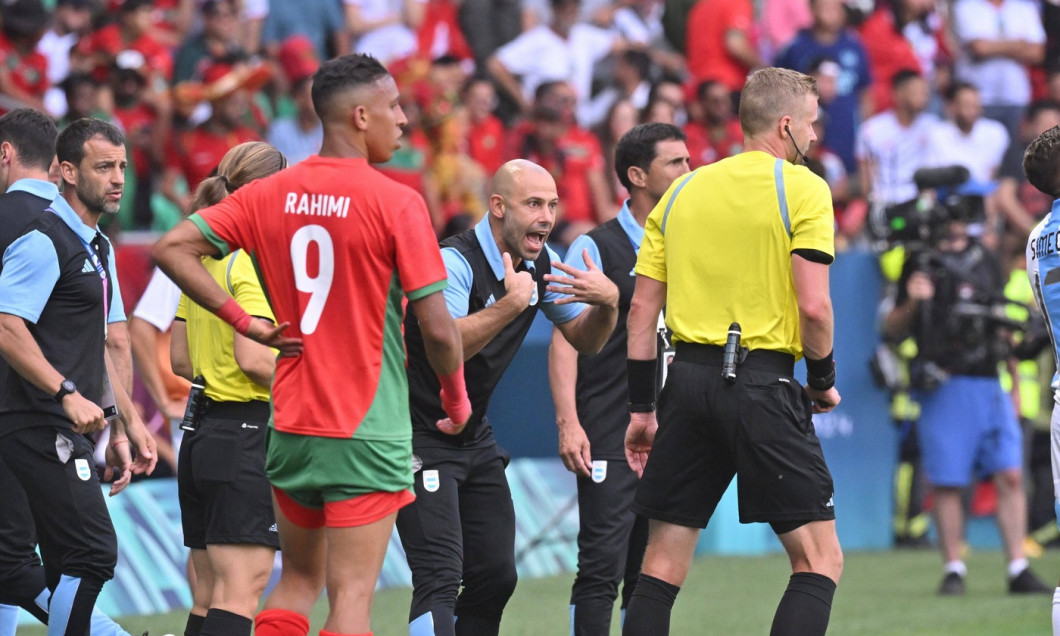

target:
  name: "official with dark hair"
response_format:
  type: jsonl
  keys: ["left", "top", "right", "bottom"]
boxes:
{"left": 622, "top": 67, "right": 843, "bottom": 635}
{"left": 549, "top": 122, "right": 690, "bottom": 635}
{"left": 0, "top": 117, "right": 155, "bottom": 636}
{"left": 0, "top": 111, "right": 147, "bottom": 636}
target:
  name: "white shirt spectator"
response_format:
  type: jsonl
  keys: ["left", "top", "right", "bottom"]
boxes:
{"left": 613, "top": 4, "right": 663, "bottom": 46}
{"left": 345, "top": 0, "right": 424, "bottom": 63}
{"left": 494, "top": 23, "right": 615, "bottom": 127}
{"left": 856, "top": 110, "right": 938, "bottom": 206}
{"left": 953, "top": 0, "right": 1046, "bottom": 107}
{"left": 928, "top": 117, "right": 1009, "bottom": 183}
{"left": 133, "top": 267, "right": 182, "bottom": 332}
{"left": 37, "top": 29, "right": 79, "bottom": 117}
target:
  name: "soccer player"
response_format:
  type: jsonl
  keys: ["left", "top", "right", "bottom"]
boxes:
{"left": 549, "top": 122, "right": 690, "bottom": 635}
{"left": 622, "top": 67, "right": 843, "bottom": 635}
{"left": 153, "top": 53, "right": 470, "bottom": 636}
{"left": 1023, "top": 123, "right": 1060, "bottom": 634}
{"left": 399, "top": 158, "right": 619, "bottom": 636}
{"left": 0, "top": 117, "right": 156, "bottom": 636}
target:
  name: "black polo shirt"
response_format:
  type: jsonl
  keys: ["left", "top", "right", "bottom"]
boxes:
{"left": 0, "top": 185, "right": 123, "bottom": 435}
{"left": 405, "top": 217, "right": 587, "bottom": 448}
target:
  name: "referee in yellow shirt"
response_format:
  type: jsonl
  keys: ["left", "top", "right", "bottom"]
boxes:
{"left": 621, "top": 67, "right": 843, "bottom": 636}
{"left": 170, "top": 142, "right": 287, "bottom": 636}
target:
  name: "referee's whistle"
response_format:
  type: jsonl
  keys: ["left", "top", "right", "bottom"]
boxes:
{"left": 722, "top": 322, "right": 741, "bottom": 383}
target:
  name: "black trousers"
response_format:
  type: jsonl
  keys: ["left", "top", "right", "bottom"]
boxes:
{"left": 0, "top": 449, "right": 49, "bottom": 621}
{"left": 0, "top": 424, "right": 116, "bottom": 634}
{"left": 396, "top": 442, "right": 518, "bottom": 636}
{"left": 571, "top": 458, "right": 647, "bottom": 636}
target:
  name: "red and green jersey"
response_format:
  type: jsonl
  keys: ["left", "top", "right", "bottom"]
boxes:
{"left": 190, "top": 156, "right": 448, "bottom": 440}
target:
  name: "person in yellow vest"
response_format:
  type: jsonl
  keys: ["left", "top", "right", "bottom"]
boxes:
{"left": 170, "top": 141, "right": 287, "bottom": 636}
{"left": 999, "top": 246, "right": 1057, "bottom": 555}
{"left": 876, "top": 245, "right": 933, "bottom": 548}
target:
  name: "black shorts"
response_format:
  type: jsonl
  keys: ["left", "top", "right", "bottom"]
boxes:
{"left": 634, "top": 343, "right": 835, "bottom": 529}
{"left": 178, "top": 400, "right": 279, "bottom": 550}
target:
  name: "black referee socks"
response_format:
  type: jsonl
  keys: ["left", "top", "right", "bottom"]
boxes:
{"left": 770, "top": 572, "right": 836, "bottom": 636}
{"left": 622, "top": 574, "right": 680, "bottom": 635}
{"left": 200, "top": 609, "right": 252, "bottom": 636}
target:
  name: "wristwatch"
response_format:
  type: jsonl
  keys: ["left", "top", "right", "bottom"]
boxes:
{"left": 54, "top": 379, "right": 76, "bottom": 403}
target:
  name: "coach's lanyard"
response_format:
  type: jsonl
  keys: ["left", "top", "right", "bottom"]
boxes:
{"left": 77, "top": 232, "right": 109, "bottom": 339}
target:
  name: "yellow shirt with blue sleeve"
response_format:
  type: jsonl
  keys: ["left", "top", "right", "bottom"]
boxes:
{"left": 635, "top": 150, "right": 835, "bottom": 357}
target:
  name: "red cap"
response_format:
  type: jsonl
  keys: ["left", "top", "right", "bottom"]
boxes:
{"left": 277, "top": 35, "right": 319, "bottom": 85}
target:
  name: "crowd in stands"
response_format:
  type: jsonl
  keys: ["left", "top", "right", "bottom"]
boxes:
{"left": 1, "top": 0, "right": 1056, "bottom": 253}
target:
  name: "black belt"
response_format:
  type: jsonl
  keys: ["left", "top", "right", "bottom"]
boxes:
{"left": 203, "top": 399, "right": 271, "bottom": 421}
{"left": 675, "top": 342, "right": 794, "bottom": 375}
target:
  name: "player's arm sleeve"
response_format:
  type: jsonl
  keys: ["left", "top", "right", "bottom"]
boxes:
{"left": 230, "top": 250, "right": 275, "bottom": 323}
{"left": 542, "top": 244, "right": 588, "bottom": 325}
{"left": 789, "top": 173, "right": 836, "bottom": 264}
{"left": 188, "top": 189, "right": 257, "bottom": 258}
{"left": 634, "top": 183, "right": 673, "bottom": 283}
{"left": 104, "top": 239, "right": 126, "bottom": 324}
{"left": 0, "top": 231, "right": 59, "bottom": 323}
{"left": 440, "top": 247, "right": 472, "bottom": 318}
{"left": 394, "top": 194, "right": 449, "bottom": 302}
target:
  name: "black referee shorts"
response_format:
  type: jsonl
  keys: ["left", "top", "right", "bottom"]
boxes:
{"left": 178, "top": 400, "right": 279, "bottom": 550}
{"left": 634, "top": 343, "right": 835, "bottom": 530}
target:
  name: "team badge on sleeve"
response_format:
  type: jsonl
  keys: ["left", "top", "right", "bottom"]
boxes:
{"left": 74, "top": 458, "right": 92, "bottom": 481}
{"left": 591, "top": 460, "right": 607, "bottom": 483}
{"left": 530, "top": 285, "right": 539, "bottom": 307}
{"left": 423, "top": 469, "right": 440, "bottom": 492}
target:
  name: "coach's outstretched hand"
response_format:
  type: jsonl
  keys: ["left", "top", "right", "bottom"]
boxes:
{"left": 544, "top": 249, "right": 619, "bottom": 307}
{"left": 625, "top": 412, "right": 658, "bottom": 478}
{"left": 245, "top": 318, "right": 303, "bottom": 357}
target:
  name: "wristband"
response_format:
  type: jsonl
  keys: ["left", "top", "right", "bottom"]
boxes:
{"left": 628, "top": 401, "right": 656, "bottom": 413}
{"left": 439, "top": 366, "right": 471, "bottom": 423}
{"left": 627, "top": 358, "right": 658, "bottom": 404}
{"left": 805, "top": 351, "right": 836, "bottom": 391}
{"left": 217, "top": 297, "right": 253, "bottom": 335}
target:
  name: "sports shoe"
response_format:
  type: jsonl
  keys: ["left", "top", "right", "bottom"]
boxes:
{"left": 938, "top": 571, "right": 965, "bottom": 596}
{"left": 1008, "top": 568, "right": 1052, "bottom": 594}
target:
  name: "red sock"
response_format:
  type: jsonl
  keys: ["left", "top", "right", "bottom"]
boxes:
{"left": 319, "top": 630, "right": 371, "bottom": 636}
{"left": 254, "top": 609, "right": 310, "bottom": 636}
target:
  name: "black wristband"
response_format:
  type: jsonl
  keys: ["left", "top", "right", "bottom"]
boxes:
{"left": 627, "top": 358, "right": 658, "bottom": 404}
{"left": 628, "top": 401, "right": 656, "bottom": 413}
{"left": 805, "top": 351, "right": 836, "bottom": 391}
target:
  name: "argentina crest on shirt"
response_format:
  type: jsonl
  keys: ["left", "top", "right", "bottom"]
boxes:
{"left": 74, "top": 458, "right": 92, "bottom": 481}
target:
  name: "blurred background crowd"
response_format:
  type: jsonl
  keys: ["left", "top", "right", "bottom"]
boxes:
{"left": 0, "top": 0, "right": 1056, "bottom": 249}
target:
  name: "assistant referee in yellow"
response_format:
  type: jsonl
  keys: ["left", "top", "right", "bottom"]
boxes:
{"left": 621, "top": 67, "right": 844, "bottom": 636}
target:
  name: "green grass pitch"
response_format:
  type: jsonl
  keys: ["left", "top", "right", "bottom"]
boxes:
{"left": 22, "top": 549, "right": 1060, "bottom": 635}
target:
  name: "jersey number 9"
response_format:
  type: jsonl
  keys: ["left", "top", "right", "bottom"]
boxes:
{"left": 290, "top": 224, "right": 334, "bottom": 335}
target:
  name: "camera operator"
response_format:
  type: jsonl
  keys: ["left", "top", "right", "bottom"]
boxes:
{"left": 882, "top": 213, "right": 1050, "bottom": 596}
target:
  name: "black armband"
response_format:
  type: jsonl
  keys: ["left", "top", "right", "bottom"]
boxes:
{"left": 627, "top": 358, "right": 658, "bottom": 406}
{"left": 805, "top": 350, "right": 835, "bottom": 391}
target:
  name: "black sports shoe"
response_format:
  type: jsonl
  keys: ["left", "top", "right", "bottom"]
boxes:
{"left": 938, "top": 571, "right": 965, "bottom": 596}
{"left": 1008, "top": 568, "right": 1052, "bottom": 594}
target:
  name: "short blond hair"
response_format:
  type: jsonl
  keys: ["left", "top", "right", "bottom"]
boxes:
{"left": 738, "top": 67, "right": 818, "bottom": 138}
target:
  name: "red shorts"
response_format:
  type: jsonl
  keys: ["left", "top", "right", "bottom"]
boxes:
{"left": 272, "top": 487, "right": 415, "bottom": 529}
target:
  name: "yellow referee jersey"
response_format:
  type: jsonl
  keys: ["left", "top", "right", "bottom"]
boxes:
{"left": 176, "top": 250, "right": 275, "bottom": 403}
{"left": 635, "top": 150, "right": 834, "bottom": 358}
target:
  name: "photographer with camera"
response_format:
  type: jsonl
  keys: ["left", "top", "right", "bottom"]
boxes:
{"left": 882, "top": 202, "right": 1050, "bottom": 596}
